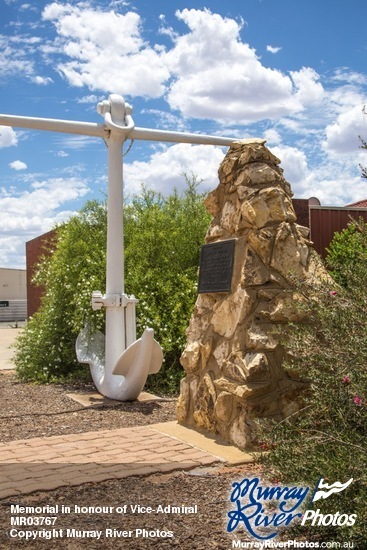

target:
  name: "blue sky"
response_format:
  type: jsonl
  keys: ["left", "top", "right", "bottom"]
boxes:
{"left": 1, "top": 0, "right": 367, "bottom": 268}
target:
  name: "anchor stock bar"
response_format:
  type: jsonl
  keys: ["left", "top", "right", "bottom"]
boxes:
{"left": 131, "top": 127, "right": 238, "bottom": 146}
{"left": 0, "top": 113, "right": 242, "bottom": 146}
{"left": 0, "top": 114, "right": 107, "bottom": 138}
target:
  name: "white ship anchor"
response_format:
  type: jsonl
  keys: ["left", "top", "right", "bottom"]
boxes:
{"left": 0, "top": 94, "right": 247, "bottom": 400}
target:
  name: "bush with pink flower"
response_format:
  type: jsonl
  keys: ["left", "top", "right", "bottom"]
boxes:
{"left": 262, "top": 218, "right": 367, "bottom": 545}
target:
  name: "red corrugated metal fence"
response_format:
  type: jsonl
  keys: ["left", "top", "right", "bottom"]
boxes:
{"left": 310, "top": 207, "right": 367, "bottom": 259}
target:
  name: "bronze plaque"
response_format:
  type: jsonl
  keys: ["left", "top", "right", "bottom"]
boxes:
{"left": 198, "top": 240, "right": 235, "bottom": 293}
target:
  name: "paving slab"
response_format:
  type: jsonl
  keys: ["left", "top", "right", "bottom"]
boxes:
{"left": 66, "top": 390, "right": 163, "bottom": 407}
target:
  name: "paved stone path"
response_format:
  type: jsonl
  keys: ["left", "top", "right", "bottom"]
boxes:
{"left": 0, "top": 425, "right": 223, "bottom": 499}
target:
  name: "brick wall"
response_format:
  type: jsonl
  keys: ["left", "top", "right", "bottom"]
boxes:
{"left": 26, "top": 229, "right": 57, "bottom": 318}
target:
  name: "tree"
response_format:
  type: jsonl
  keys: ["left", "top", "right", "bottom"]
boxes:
{"left": 359, "top": 105, "right": 367, "bottom": 179}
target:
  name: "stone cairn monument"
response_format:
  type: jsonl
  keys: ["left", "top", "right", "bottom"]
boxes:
{"left": 177, "top": 140, "right": 323, "bottom": 450}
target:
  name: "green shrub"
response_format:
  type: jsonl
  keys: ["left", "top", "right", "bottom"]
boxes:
{"left": 14, "top": 179, "right": 211, "bottom": 394}
{"left": 326, "top": 217, "right": 367, "bottom": 287}
{"left": 15, "top": 200, "right": 107, "bottom": 382}
{"left": 124, "top": 179, "right": 211, "bottom": 394}
{"left": 261, "top": 221, "right": 367, "bottom": 545}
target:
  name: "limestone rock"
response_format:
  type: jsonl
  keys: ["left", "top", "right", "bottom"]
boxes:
{"left": 244, "top": 353, "right": 270, "bottom": 382}
{"left": 177, "top": 142, "right": 329, "bottom": 450}
{"left": 176, "top": 378, "right": 190, "bottom": 422}
{"left": 241, "top": 188, "right": 296, "bottom": 229}
{"left": 192, "top": 372, "right": 217, "bottom": 431}
{"left": 271, "top": 222, "right": 306, "bottom": 279}
{"left": 211, "top": 288, "right": 251, "bottom": 338}
{"left": 180, "top": 341, "right": 200, "bottom": 374}
{"left": 241, "top": 248, "right": 270, "bottom": 286}
{"left": 229, "top": 412, "right": 251, "bottom": 449}
{"left": 247, "top": 228, "right": 276, "bottom": 265}
{"left": 214, "top": 391, "right": 234, "bottom": 422}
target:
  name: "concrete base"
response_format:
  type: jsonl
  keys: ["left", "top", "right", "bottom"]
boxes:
{"left": 150, "top": 421, "right": 255, "bottom": 465}
{"left": 66, "top": 391, "right": 163, "bottom": 407}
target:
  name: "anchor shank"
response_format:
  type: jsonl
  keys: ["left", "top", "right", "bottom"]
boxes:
{"left": 105, "top": 131, "right": 126, "bottom": 375}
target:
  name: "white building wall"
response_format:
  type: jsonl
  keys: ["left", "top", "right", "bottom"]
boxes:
{"left": 0, "top": 268, "right": 27, "bottom": 321}
{"left": 0, "top": 268, "right": 26, "bottom": 300}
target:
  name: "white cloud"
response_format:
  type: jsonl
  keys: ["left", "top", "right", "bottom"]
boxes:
{"left": 33, "top": 75, "right": 53, "bottom": 85}
{"left": 108, "top": 1, "right": 130, "bottom": 8}
{"left": 0, "top": 34, "right": 36, "bottom": 78}
{"left": 9, "top": 160, "right": 27, "bottom": 171}
{"left": 55, "top": 135, "right": 101, "bottom": 150}
{"left": 332, "top": 68, "right": 367, "bottom": 86}
{"left": 0, "top": 236, "right": 26, "bottom": 269}
{"left": 42, "top": 3, "right": 169, "bottom": 97}
{"left": 165, "top": 9, "right": 323, "bottom": 123}
{"left": 267, "top": 45, "right": 282, "bottom": 54}
{"left": 76, "top": 94, "right": 101, "bottom": 104}
{"left": 270, "top": 142, "right": 367, "bottom": 206}
{"left": 271, "top": 145, "right": 311, "bottom": 190}
{"left": 290, "top": 67, "right": 324, "bottom": 106}
{"left": 124, "top": 143, "right": 225, "bottom": 196}
{"left": 0, "top": 177, "right": 89, "bottom": 226}
{"left": 324, "top": 104, "right": 367, "bottom": 154}
{"left": 38, "top": 5, "right": 326, "bottom": 124}
{"left": 264, "top": 128, "right": 282, "bottom": 145}
{"left": 140, "top": 108, "right": 189, "bottom": 131}
{"left": 158, "top": 13, "right": 179, "bottom": 41}
{"left": 0, "top": 176, "right": 89, "bottom": 267}
{"left": 304, "top": 174, "right": 366, "bottom": 206}
{"left": 0, "top": 126, "right": 17, "bottom": 147}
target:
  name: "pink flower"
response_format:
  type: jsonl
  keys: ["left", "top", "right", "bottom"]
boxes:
{"left": 342, "top": 375, "right": 350, "bottom": 384}
{"left": 353, "top": 396, "right": 363, "bottom": 406}
{"left": 330, "top": 290, "right": 337, "bottom": 297}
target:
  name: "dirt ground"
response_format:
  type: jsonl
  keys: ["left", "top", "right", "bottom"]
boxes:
{"left": 0, "top": 371, "right": 267, "bottom": 549}
{"left": 0, "top": 370, "right": 177, "bottom": 443}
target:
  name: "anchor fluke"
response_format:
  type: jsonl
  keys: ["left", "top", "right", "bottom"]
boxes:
{"left": 76, "top": 327, "right": 105, "bottom": 368}
{"left": 112, "top": 328, "right": 163, "bottom": 377}
{"left": 76, "top": 325, "right": 163, "bottom": 401}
